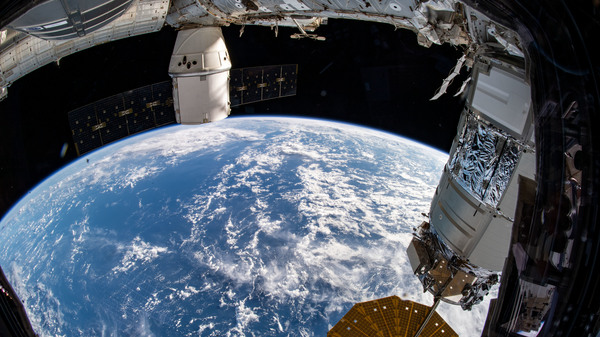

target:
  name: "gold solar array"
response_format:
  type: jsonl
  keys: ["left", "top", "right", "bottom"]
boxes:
{"left": 328, "top": 296, "right": 458, "bottom": 337}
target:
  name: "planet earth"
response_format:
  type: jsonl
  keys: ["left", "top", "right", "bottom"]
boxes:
{"left": 0, "top": 117, "right": 493, "bottom": 336}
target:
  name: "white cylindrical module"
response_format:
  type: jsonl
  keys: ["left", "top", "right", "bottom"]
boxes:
{"left": 405, "top": 60, "right": 535, "bottom": 310}
{"left": 168, "top": 27, "right": 232, "bottom": 124}
{"left": 429, "top": 143, "right": 536, "bottom": 272}
{"left": 428, "top": 60, "right": 536, "bottom": 272}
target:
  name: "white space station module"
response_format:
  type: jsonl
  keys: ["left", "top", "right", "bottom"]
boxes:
{"left": 168, "top": 26, "right": 232, "bottom": 123}
{"left": 407, "top": 57, "right": 535, "bottom": 307}
{"left": 2, "top": 0, "right": 582, "bottom": 335}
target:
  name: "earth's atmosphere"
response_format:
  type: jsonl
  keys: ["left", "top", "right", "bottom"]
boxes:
{"left": 0, "top": 117, "right": 493, "bottom": 336}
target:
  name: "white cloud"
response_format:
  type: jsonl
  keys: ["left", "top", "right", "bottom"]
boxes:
{"left": 233, "top": 299, "right": 259, "bottom": 335}
{"left": 112, "top": 236, "right": 169, "bottom": 274}
{"left": 7, "top": 263, "right": 67, "bottom": 337}
{"left": 2, "top": 118, "right": 496, "bottom": 336}
{"left": 120, "top": 166, "right": 162, "bottom": 188}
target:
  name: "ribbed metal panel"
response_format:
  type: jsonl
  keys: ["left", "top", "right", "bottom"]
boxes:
{"left": 9, "top": 0, "right": 134, "bottom": 40}
{"left": 0, "top": 0, "right": 168, "bottom": 89}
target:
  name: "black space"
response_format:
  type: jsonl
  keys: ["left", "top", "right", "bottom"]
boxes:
{"left": 0, "top": 19, "right": 469, "bottom": 217}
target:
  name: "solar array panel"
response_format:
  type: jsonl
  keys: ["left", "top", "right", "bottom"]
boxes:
{"left": 68, "top": 81, "right": 175, "bottom": 155}
{"left": 69, "top": 65, "right": 298, "bottom": 155}
{"left": 328, "top": 296, "right": 457, "bottom": 337}
{"left": 230, "top": 64, "right": 298, "bottom": 106}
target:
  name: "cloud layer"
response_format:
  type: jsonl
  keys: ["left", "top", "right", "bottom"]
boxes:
{"left": 0, "top": 117, "right": 492, "bottom": 336}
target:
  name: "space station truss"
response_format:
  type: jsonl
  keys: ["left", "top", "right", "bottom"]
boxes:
{"left": 328, "top": 296, "right": 457, "bottom": 337}
{"left": 68, "top": 81, "right": 175, "bottom": 155}
{"left": 230, "top": 64, "right": 298, "bottom": 106}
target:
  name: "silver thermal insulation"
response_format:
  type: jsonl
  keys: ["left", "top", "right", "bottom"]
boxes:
{"left": 449, "top": 114, "right": 522, "bottom": 207}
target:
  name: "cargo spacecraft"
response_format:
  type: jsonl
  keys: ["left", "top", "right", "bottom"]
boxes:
{"left": 0, "top": 0, "right": 598, "bottom": 336}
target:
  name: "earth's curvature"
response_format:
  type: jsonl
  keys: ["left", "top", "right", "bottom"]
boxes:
{"left": 0, "top": 117, "right": 492, "bottom": 336}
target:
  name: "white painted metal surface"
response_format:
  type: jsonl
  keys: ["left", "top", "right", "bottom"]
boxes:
{"left": 173, "top": 72, "right": 230, "bottom": 124}
{"left": 168, "top": 27, "right": 231, "bottom": 77}
{"left": 0, "top": 0, "right": 168, "bottom": 92}
{"left": 169, "top": 27, "right": 232, "bottom": 124}
{"left": 470, "top": 65, "right": 533, "bottom": 142}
